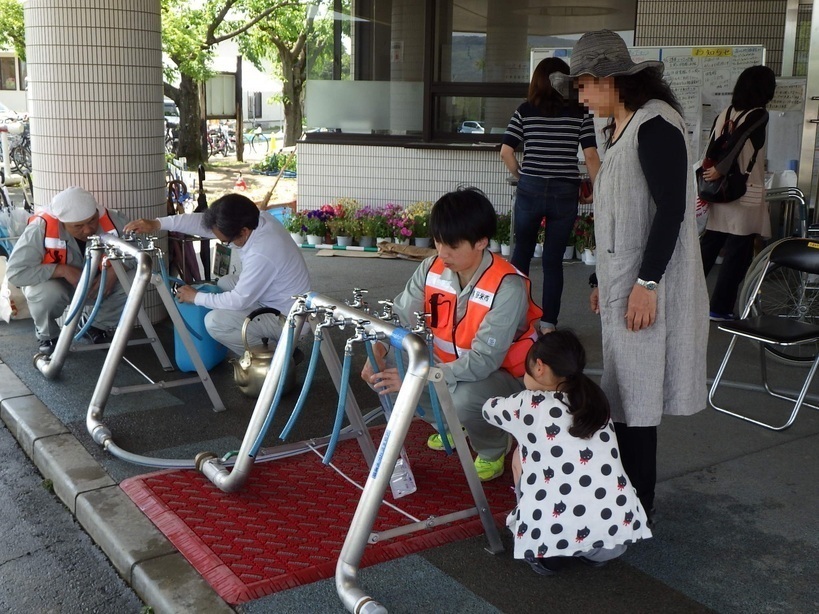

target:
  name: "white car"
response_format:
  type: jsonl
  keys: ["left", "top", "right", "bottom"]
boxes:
{"left": 458, "top": 120, "right": 484, "bottom": 134}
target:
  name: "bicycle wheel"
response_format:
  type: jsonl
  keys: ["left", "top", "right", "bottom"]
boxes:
{"left": 739, "top": 259, "right": 819, "bottom": 364}
{"left": 251, "top": 133, "right": 268, "bottom": 154}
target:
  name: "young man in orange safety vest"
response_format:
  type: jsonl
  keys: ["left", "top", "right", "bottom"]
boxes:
{"left": 362, "top": 188, "right": 542, "bottom": 481}
{"left": 6, "top": 187, "right": 130, "bottom": 356}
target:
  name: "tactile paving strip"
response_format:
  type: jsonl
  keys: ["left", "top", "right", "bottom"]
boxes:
{"left": 121, "top": 421, "right": 515, "bottom": 604}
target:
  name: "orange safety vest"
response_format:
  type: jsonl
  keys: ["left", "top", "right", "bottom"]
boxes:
{"left": 30, "top": 209, "right": 119, "bottom": 265}
{"left": 424, "top": 254, "right": 542, "bottom": 377}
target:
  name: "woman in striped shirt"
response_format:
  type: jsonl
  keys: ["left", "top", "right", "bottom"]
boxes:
{"left": 501, "top": 57, "right": 600, "bottom": 334}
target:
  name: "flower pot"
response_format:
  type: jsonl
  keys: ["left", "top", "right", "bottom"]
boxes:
{"left": 376, "top": 236, "right": 392, "bottom": 244}
{"left": 501, "top": 243, "right": 511, "bottom": 257}
{"left": 306, "top": 234, "right": 323, "bottom": 245}
{"left": 414, "top": 237, "right": 431, "bottom": 248}
{"left": 358, "top": 236, "right": 375, "bottom": 248}
{"left": 489, "top": 239, "right": 501, "bottom": 253}
{"left": 395, "top": 238, "right": 410, "bottom": 246}
{"left": 563, "top": 245, "right": 575, "bottom": 260}
{"left": 534, "top": 243, "right": 543, "bottom": 258}
{"left": 289, "top": 232, "right": 304, "bottom": 245}
{"left": 582, "top": 248, "right": 596, "bottom": 265}
{"left": 336, "top": 235, "right": 353, "bottom": 247}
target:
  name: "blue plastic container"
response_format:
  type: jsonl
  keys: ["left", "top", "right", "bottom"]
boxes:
{"left": 174, "top": 284, "right": 228, "bottom": 372}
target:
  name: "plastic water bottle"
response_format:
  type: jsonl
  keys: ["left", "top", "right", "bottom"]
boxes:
{"left": 380, "top": 397, "right": 417, "bottom": 499}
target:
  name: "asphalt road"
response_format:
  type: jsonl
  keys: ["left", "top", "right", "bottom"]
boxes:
{"left": 0, "top": 422, "right": 143, "bottom": 613}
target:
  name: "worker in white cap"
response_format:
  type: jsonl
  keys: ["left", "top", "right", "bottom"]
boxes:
{"left": 6, "top": 187, "right": 131, "bottom": 355}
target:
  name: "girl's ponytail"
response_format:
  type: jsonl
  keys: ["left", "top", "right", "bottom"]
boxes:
{"left": 526, "top": 330, "right": 610, "bottom": 439}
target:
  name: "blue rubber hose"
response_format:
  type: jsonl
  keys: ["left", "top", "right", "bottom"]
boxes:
{"left": 426, "top": 340, "right": 452, "bottom": 455}
{"left": 73, "top": 265, "right": 107, "bottom": 342}
{"left": 64, "top": 255, "right": 93, "bottom": 326}
{"left": 365, "top": 340, "right": 394, "bottom": 414}
{"left": 392, "top": 345, "right": 425, "bottom": 418}
{"left": 323, "top": 347, "right": 353, "bottom": 465}
{"left": 279, "top": 335, "right": 323, "bottom": 440}
{"left": 248, "top": 320, "right": 296, "bottom": 457}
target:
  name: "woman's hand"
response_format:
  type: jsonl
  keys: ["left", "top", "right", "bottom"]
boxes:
{"left": 625, "top": 284, "right": 657, "bottom": 331}
{"left": 702, "top": 167, "right": 722, "bottom": 181}
{"left": 589, "top": 287, "right": 600, "bottom": 314}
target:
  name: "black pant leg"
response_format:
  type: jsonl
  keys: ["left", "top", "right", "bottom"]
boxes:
{"left": 710, "top": 233, "right": 756, "bottom": 315}
{"left": 700, "top": 229, "right": 728, "bottom": 276}
{"left": 613, "top": 423, "right": 658, "bottom": 517}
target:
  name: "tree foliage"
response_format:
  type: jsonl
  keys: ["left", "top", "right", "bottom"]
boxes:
{"left": 0, "top": 0, "right": 25, "bottom": 61}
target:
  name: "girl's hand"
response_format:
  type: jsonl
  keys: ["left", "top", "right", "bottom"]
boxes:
{"left": 368, "top": 368, "right": 402, "bottom": 395}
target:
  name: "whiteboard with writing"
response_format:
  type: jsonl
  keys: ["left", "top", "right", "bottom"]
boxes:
{"left": 531, "top": 45, "right": 767, "bottom": 163}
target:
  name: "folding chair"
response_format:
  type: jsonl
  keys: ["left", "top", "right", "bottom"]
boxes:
{"left": 709, "top": 238, "right": 819, "bottom": 430}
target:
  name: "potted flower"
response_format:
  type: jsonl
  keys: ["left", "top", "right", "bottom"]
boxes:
{"left": 284, "top": 211, "right": 307, "bottom": 244}
{"left": 494, "top": 212, "right": 512, "bottom": 256}
{"left": 303, "top": 208, "right": 332, "bottom": 244}
{"left": 356, "top": 206, "right": 380, "bottom": 247}
{"left": 370, "top": 208, "right": 394, "bottom": 243}
{"left": 327, "top": 199, "right": 361, "bottom": 246}
{"left": 405, "top": 201, "right": 433, "bottom": 248}
{"left": 573, "top": 213, "right": 595, "bottom": 264}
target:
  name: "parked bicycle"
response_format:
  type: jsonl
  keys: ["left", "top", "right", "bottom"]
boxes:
{"left": 164, "top": 120, "right": 179, "bottom": 156}
{"left": 207, "top": 125, "right": 235, "bottom": 158}
{"left": 248, "top": 125, "right": 269, "bottom": 154}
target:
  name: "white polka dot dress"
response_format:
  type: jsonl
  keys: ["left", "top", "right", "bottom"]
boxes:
{"left": 482, "top": 389, "right": 653, "bottom": 560}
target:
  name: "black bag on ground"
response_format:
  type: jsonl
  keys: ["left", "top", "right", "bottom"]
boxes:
{"left": 696, "top": 106, "right": 759, "bottom": 204}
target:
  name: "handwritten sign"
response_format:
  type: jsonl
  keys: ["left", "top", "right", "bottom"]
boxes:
{"left": 769, "top": 82, "right": 807, "bottom": 112}
{"left": 692, "top": 47, "right": 733, "bottom": 57}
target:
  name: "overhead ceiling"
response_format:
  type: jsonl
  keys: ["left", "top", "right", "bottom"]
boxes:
{"left": 452, "top": 0, "right": 637, "bottom": 36}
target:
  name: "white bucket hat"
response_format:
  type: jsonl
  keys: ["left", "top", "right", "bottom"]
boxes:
{"left": 49, "top": 187, "right": 99, "bottom": 223}
{"left": 569, "top": 30, "right": 663, "bottom": 78}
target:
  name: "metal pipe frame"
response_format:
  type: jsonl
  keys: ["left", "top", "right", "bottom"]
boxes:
{"left": 34, "top": 235, "right": 173, "bottom": 379}
{"left": 84, "top": 234, "right": 229, "bottom": 466}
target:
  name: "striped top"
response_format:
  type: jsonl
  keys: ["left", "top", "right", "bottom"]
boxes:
{"left": 503, "top": 102, "right": 597, "bottom": 180}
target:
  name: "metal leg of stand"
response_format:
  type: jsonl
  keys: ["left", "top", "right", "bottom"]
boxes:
{"left": 154, "top": 274, "right": 225, "bottom": 412}
{"left": 111, "top": 261, "right": 173, "bottom": 371}
{"left": 312, "top": 318, "right": 377, "bottom": 466}
{"left": 430, "top": 368, "right": 504, "bottom": 554}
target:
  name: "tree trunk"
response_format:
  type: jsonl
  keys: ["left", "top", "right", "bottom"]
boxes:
{"left": 281, "top": 75, "right": 303, "bottom": 148}
{"left": 176, "top": 74, "right": 206, "bottom": 166}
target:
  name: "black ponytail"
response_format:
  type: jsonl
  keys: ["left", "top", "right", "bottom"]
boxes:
{"left": 525, "top": 330, "right": 610, "bottom": 439}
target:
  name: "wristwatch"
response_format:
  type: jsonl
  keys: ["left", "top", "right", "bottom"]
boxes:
{"left": 636, "top": 278, "right": 658, "bottom": 291}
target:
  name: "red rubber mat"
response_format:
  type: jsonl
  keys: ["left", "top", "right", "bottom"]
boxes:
{"left": 121, "top": 421, "right": 515, "bottom": 604}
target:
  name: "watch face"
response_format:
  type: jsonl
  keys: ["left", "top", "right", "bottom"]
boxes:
{"left": 645, "top": 281, "right": 657, "bottom": 290}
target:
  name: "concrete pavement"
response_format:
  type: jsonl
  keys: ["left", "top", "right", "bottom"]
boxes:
{"left": 0, "top": 250, "right": 817, "bottom": 613}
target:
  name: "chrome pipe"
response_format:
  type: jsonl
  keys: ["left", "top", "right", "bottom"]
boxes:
{"left": 33, "top": 245, "right": 103, "bottom": 378}
{"left": 85, "top": 236, "right": 154, "bottom": 449}
{"left": 200, "top": 304, "right": 309, "bottom": 492}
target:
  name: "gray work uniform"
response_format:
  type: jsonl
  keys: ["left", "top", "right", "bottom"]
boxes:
{"left": 6, "top": 209, "right": 131, "bottom": 341}
{"left": 388, "top": 251, "right": 530, "bottom": 461}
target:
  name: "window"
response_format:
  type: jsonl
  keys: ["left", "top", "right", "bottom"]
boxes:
{"left": 305, "top": 0, "right": 636, "bottom": 142}
{"left": 0, "top": 57, "right": 16, "bottom": 91}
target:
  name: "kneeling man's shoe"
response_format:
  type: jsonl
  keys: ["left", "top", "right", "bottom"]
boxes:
{"left": 87, "top": 327, "right": 109, "bottom": 344}
{"left": 37, "top": 338, "right": 58, "bottom": 355}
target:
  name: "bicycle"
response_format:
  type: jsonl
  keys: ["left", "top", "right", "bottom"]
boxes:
{"left": 164, "top": 120, "right": 179, "bottom": 156}
{"left": 249, "top": 126, "right": 269, "bottom": 154}
{"left": 9, "top": 122, "right": 30, "bottom": 174}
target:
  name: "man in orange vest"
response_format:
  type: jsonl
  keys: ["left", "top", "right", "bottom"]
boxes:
{"left": 6, "top": 187, "right": 130, "bottom": 355}
{"left": 362, "top": 188, "right": 542, "bottom": 481}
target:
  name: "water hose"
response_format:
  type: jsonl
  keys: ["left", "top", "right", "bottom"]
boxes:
{"left": 323, "top": 342, "right": 354, "bottom": 465}
{"left": 393, "top": 346, "right": 425, "bottom": 418}
{"left": 279, "top": 334, "right": 323, "bottom": 440}
{"left": 73, "top": 264, "right": 107, "bottom": 342}
{"left": 248, "top": 318, "right": 297, "bottom": 457}
{"left": 64, "top": 255, "right": 94, "bottom": 326}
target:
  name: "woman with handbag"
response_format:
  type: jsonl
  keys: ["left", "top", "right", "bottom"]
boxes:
{"left": 699, "top": 66, "right": 777, "bottom": 321}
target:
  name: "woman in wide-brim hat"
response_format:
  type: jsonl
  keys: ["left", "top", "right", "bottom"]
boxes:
{"left": 571, "top": 30, "right": 709, "bottom": 525}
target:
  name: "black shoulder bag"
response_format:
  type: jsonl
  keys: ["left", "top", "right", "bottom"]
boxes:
{"left": 696, "top": 107, "right": 760, "bottom": 204}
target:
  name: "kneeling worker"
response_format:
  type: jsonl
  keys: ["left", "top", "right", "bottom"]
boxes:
{"left": 361, "top": 188, "right": 542, "bottom": 481}
{"left": 125, "top": 193, "right": 311, "bottom": 358}
{"left": 7, "top": 187, "right": 130, "bottom": 355}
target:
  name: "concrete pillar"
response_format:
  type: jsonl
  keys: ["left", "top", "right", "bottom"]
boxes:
{"left": 24, "top": 0, "right": 166, "bottom": 317}
{"left": 24, "top": 0, "right": 165, "bottom": 221}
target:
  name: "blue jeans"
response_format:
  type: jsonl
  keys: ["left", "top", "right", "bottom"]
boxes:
{"left": 510, "top": 174, "right": 579, "bottom": 326}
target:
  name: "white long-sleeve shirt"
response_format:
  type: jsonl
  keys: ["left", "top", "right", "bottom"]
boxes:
{"left": 159, "top": 213, "right": 311, "bottom": 314}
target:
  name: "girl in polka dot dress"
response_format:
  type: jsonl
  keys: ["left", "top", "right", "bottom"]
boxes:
{"left": 482, "top": 330, "right": 652, "bottom": 575}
